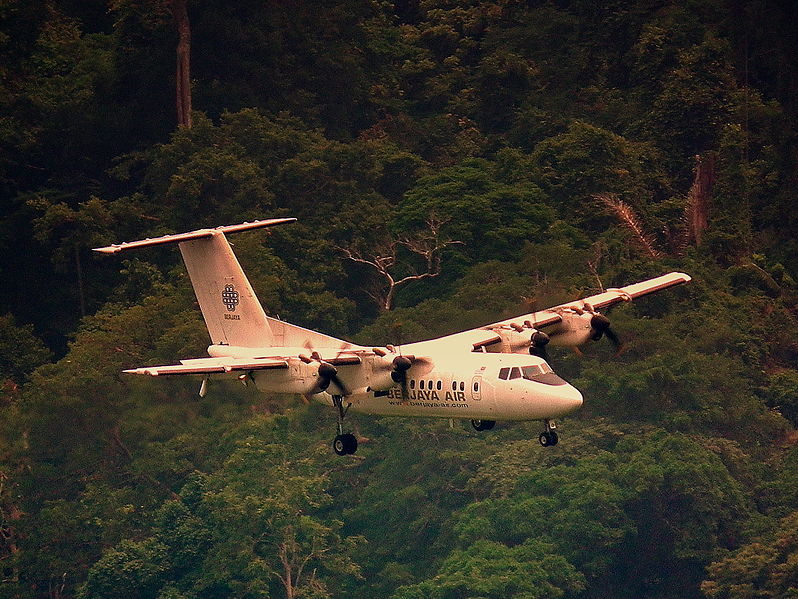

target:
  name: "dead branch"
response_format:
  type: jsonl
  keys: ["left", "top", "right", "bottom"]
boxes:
{"left": 339, "top": 218, "right": 462, "bottom": 311}
{"left": 594, "top": 193, "right": 663, "bottom": 259}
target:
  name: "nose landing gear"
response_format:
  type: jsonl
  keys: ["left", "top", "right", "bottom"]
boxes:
{"left": 471, "top": 419, "right": 496, "bottom": 431}
{"left": 539, "top": 420, "right": 559, "bottom": 447}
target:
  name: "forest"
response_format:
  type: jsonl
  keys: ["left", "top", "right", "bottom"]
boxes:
{"left": 1, "top": 0, "right": 798, "bottom": 597}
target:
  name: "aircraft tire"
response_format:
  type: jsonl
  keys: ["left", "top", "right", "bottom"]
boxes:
{"left": 333, "top": 433, "right": 358, "bottom": 456}
{"left": 539, "top": 431, "right": 559, "bottom": 447}
{"left": 471, "top": 419, "right": 496, "bottom": 431}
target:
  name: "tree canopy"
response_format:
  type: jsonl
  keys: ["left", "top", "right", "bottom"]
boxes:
{"left": 2, "top": 1, "right": 798, "bottom": 598}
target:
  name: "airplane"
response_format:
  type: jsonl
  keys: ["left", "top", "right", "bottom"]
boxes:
{"left": 94, "top": 218, "right": 691, "bottom": 455}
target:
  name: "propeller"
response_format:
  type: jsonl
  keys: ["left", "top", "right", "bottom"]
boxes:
{"left": 529, "top": 331, "right": 551, "bottom": 361}
{"left": 589, "top": 313, "right": 622, "bottom": 350}
{"left": 300, "top": 350, "right": 349, "bottom": 396}
{"left": 390, "top": 355, "right": 413, "bottom": 400}
{"left": 317, "top": 360, "right": 348, "bottom": 395}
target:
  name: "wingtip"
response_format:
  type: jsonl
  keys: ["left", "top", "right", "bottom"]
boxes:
{"left": 93, "top": 246, "right": 121, "bottom": 254}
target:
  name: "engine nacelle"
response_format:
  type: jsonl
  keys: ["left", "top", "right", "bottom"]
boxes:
{"left": 546, "top": 311, "right": 595, "bottom": 347}
{"left": 252, "top": 360, "right": 329, "bottom": 395}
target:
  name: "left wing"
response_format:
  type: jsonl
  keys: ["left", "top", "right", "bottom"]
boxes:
{"left": 124, "top": 356, "right": 290, "bottom": 376}
{"left": 486, "top": 271, "right": 691, "bottom": 330}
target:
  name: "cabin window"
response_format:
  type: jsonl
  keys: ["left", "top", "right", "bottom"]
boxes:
{"left": 428, "top": 380, "right": 433, "bottom": 389}
{"left": 473, "top": 381, "right": 479, "bottom": 392}
{"left": 499, "top": 367, "right": 510, "bottom": 380}
{"left": 410, "top": 379, "right": 416, "bottom": 389}
{"left": 452, "top": 381, "right": 457, "bottom": 391}
{"left": 460, "top": 382, "right": 465, "bottom": 391}
{"left": 437, "top": 380, "right": 442, "bottom": 390}
{"left": 420, "top": 380, "right": 425, "bottom": 390}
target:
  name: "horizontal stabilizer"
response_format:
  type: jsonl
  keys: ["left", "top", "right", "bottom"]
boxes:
{"left": 93, "top": 218, "right": 296, "bottom": 254}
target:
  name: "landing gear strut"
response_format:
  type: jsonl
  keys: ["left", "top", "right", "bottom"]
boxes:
{"left": 331, "top": 394, "right": 357, "bottom": 456}
{"left": 538, "top": 420, "right": 559, "bottom": 447}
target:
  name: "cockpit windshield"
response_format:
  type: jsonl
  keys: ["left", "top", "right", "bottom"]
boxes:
{"left": 498, "top": 363, "right": 566, "bottom": 386}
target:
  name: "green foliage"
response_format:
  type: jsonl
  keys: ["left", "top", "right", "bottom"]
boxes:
{"left": 0, "top": 314, "right": 51, "bottom": 387}
{"left": 1, "top": 2, "right": 798, "bottom": 599}
{"left": 391, "top": 539, "right": 585, "bottom": 599}
{"left": 702, "top": 511, "right": 798, "bottom": 599}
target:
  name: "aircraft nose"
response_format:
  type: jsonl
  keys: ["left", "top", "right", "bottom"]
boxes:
{"left": 558, "top": 384, "right": 583, "bottom": 414}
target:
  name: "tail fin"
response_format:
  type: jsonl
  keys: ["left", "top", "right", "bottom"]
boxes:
{"left": 96, "top": 219, "right": 294, "bottom": 347}
{"left": 178, "top": 232, "right": 271, "bottom": 347}
{"left": 96, "top": 219, "right": 347, "bottom": 350}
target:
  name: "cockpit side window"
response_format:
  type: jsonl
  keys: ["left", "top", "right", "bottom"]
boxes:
{"left": 509, "top": 367, "right": 522, "bottom": 379}
{"left": 521, "top": 364, "right": 567, "bottom": 386}
{"left": 499, "top": 367, "right": 510, "bottom": 380}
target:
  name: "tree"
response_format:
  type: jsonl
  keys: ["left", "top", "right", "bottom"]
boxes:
{"left": 0, "top": 314, "right": 51, "bottom": 390}
{"left": 340, "top": 217, "right": 461, "bottom": 311}
{"left": 168, "top": 0, "right": 191, "bottom": 127}
{"left": 391, "top": 539, "right": 585, "bottom": 599}
{"left": 110, "top": 0, "right": 193, "bottom": 128}
{"left": 702, "top": 511, "right": 798, "bottom": 599}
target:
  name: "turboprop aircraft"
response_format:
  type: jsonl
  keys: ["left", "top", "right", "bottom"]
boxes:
{"left": 94, "top": 218, "right": 691, "bottom": 455}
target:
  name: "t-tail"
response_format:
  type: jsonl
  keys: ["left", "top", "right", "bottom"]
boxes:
{"left": 94, "top": 219, "right": 348, "bottom": 350}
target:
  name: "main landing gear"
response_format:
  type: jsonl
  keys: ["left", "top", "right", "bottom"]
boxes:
{"left": 539, "top": 420, "right": 559, "bottom": 447}
{"left": 331, "top": 394, "right": 358, "bottom": 456}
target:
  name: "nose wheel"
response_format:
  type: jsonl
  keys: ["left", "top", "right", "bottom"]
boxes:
{"left": 539, "top": 420, "right": 559, "bottom": 447}
{"left": 471, "top": 419, "right": 496, "bottom": 431}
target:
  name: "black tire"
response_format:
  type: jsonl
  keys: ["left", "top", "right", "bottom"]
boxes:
{"left": 333, "top": 433, "right": 358, "bottom": 456}
{"left": 539, "top": 432, "right": 551, "bottom": 447}
{"left": 471, "top": 419, "right": 496, "bottom": 431}
{"left": 548, "top": 431, "right": 559, "bottom": 446}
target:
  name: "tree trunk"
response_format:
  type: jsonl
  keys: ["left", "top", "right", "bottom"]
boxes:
{"left": 169, "top": 0, "right": 192, "bottom": 128}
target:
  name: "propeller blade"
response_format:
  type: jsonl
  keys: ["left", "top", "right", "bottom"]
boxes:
{"left": 391, "top": 355, "right": 412, "bottom": 400}
{"left": 530, "top": 331, "right": 550, "bottom": 361}
{"left": 604, "top": 326, "right": 622, "bottom": 350}
{"left": 590, "top": 313, "right": 622, "bottom": 350}
{"left": 317, "top": 362, "right": 346, "bottom": 394}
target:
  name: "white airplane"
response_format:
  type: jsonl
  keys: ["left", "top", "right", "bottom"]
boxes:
{"left": 95, "top": 218, "right": 691, "bottom": 455}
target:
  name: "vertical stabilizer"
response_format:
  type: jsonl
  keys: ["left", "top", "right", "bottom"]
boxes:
{"left": 179, "top": 232, "right": 271, "bottom": 347}
{"left": 94, "top": 218, "right": 356, "bottom": 351}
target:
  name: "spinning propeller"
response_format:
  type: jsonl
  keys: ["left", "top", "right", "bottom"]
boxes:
{"left": 390, "top": 355, "right": 413, "bottom": 400}
{"left": 529, "top": 330, "right": 551, "bottom": 360}
{"left": 300, "top": 350, "right": 349, "bottom": 396}
{"left": 588, "top": 313, "right": 622, "bottom": 351}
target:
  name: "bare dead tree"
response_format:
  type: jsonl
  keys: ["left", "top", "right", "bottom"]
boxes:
{"left": 682, "top": 152, "right": 716, "bottom": 248}
{"left": 167, "top": 0, "right": 192, "bottom": 128}
{"left": 339, "top": 218, "right": 462, "bottom": 311}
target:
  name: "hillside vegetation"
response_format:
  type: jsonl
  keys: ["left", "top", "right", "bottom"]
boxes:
{"left": 2, "top": 1, "right": 798, "bottom": 598}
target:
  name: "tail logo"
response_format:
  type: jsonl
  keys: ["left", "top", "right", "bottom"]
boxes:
{"left": 222, "top": 284, "right": 240, "bottom": 312}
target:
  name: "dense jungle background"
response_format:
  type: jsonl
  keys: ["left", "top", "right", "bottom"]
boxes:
{"left": 2, "top": 1, "right": 798, "bottom": 597}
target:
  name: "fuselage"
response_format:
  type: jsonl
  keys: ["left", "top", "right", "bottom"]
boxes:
{"left": 337, "top": 352, "right": 583, "bottom": 421}
{"left": 211, "top": 344, "right": 583, "bottom": 423}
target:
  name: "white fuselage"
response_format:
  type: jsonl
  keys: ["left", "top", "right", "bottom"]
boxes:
{"left": 217, "top": 344, "right": 584, "bottom": 423}
{"left": 334, "top": 352, "right": 582, "bottom": 421}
